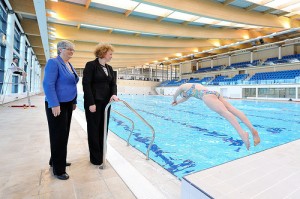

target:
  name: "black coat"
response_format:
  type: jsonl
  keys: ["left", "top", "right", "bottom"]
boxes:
{"left": 82, "top": 58, "right": 117, "bottom": 106}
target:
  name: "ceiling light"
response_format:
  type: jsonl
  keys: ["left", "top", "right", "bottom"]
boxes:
{"left": 193, "top": 17, "right": 217, "bottom": 24}
{"left": 135, "top": 3, "right": 172, "bottom": 17}
{"left": 48, "top": 26, "right": 56, "bottom": 31}
{"left": 91, "top": 0, "right": 139, "bottom": 10}
{"left": 265, "top": 0, "right": 286, "bottom": 9}
{"left": 46, "top": 10, "right": 57, "bottom": 18}
{"left": 81, "top": 24, "right": 111, "bottom": 30}
{"left": 114, "top": 28, "right": 137, "bottom": 34}
{"left": 168, "top": 11, "right": 198, "bottom": 21}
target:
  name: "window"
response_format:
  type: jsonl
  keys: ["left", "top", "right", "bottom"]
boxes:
{"left": 258, "top": 88, "right": 296, "bottom": 98}
{"left": 0, "top": 0, "right": 6, "bottom": 91}
{"left": 243, "top": 88, "right": 256, "bottom": 98}
{"left": 13, "top": 26, "right": 21, "bottom": 53}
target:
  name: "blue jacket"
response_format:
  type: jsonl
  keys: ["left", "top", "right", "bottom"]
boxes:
{"left": 43, "top": 56, "right": 79, "bottom": 108}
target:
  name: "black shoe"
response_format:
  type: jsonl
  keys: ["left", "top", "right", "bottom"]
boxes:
{"left": 50, "top": 162, "right": 71, "bottom": 167}
{"left": 55, "top": 173, "right": 69, "bottom": 180}
{"left": 90, "top": 161, "right": 102, "bottom": 166}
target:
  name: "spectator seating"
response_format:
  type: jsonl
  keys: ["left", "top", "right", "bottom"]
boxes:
{"left": 187, "top": 77, "right": 213, "bottom": 84}
{"left": 160, "top": 79, "right": 188, "bottom": 86}
{"left": 248, "top": 69, "right": 300, "bottom": 84}
{"left": 250, "top": 70, "right": 300, "bottom": 81}
{"left": 195, "top": 65, "right": 223, "bottom": 73}
{"left": 263, "top": 54, "right": 300, "bottom": 65}
{"left": 208, "top": 75, "right": 228, "bottom": 85}
{"left": 225, "top": 60, "right": 260, "bottom": 70}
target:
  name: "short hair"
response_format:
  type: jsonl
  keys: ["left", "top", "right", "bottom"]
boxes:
{"left": 94, "top": 43, "right": 114, "bottom": 58}
{"left": 57, "top": 40, "right": 75, "bottom": 55}
{"left": 13, "top": 57, "right": 19, "bottom": 61}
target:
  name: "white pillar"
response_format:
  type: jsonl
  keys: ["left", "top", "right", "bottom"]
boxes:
{"left": 228, "top": 56, "right": 231, "bottom": 66}
{"left": 250, "top": 51, "right": 253, "bottom": 63}
{"left": 18, "top": 33, "right": 26, "bottom": 93}
{"left": 278, "top": 46, "right": 282, "bottom": 59}
{"left": 256, "top": 87, "right": 258, "bottom": 98}
{"left": 4, "top": 11, "right": 15, "bottom": 94}
{"left": 132, "top": 68, "right": 135, "bottom": 80}
{"left": 149, "top": 65, "right": 152, "bottom": 80}
{"left": 4, "top": 11, "right": 15, "bottom": 72}
{"left": 166, "top": 65, "right": 168, "bottom": 80}
{"left": 179, "top": 63, "right": 182, "bottom": 80}
{"left": 35, "top": 60, "right": 39, "bottom": 93}
{"left": 37, "top": 65, "right": 41, "bottom": 92}
{"left": 196, "top": 61, "right": 199, "bottom": 70}
{"left": 210, "top": 59, "right": 213, "bottom": 68}
{"left": 155, "top": 64, "right": 157, "bottom": 81}
{"left": 31, "top": 55, "right": 35, "bottom": 92}
{"left": 161, "top": 64, "right": 164, "bottom": 81}
{"left": 26, "top": 47, "right": 32, "bottom": 92}
{"left": 170, "top": 65, "right": 172, "bottom": 80}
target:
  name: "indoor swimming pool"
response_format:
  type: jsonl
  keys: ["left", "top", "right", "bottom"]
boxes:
{"left": 77, "top": 94, "right": 300, "bottom": 179}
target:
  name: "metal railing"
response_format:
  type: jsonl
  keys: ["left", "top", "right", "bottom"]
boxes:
{"left": 100, "top": 99, "right": 155, "bottom": 169}
{"left": 0, "top": 69, "right": 31, "bottom": 106}
{"left": 111, "top": 109, "right": 134, "bottom": 146}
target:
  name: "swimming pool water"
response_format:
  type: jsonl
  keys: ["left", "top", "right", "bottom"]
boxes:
{"left": 77, "top": 95, "right": 300, "bottom": 179}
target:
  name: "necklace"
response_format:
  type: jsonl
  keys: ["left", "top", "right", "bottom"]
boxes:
{"left": 65, "top": 62, "right": 73, "bottom": 73}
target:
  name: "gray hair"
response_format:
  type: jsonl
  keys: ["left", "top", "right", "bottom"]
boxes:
{"left": 57, "top": 40, "right": 74, "bottom": 55}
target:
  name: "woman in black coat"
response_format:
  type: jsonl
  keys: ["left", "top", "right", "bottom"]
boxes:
{"left": 82, "top": 43, "right": 119, "bottom": 165}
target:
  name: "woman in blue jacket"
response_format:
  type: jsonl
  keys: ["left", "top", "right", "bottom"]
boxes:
{"left": 43, "top": 40, "right": 79, "bottom": 180}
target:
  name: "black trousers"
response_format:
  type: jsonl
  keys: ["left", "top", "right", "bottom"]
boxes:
{"left": 45, "top": 101, "right": 73, "bottom": 175}
{"left": 84, "top": 100, "right": 110, "bottom": 165}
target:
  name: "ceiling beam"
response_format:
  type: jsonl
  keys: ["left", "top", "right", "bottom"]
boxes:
{"left": 33, "top": 0, "right": 50, "bottom": 61}
{"left": 51, "top": 23, "right": 220, "bottom": 48}
{"left": 135, "top": 0, "right": 287, "bottom": 28}
{"left": 85, "top": 0, "right": 91, "bottom": 9}
{"left": 223, "top": 0, "right": 235, "bottom": 6}
{"left": 73, "top": 51, "right": 183, "bottom": 60}
{"left": 71, "top": 41, "right": 201, "bottom": 54}
{"left": 20, "top": 18, "right": 40, "bottom": 36}
{"left": 10, "top": 0, "right": 35, "bottom": 14}
{"left": 27, "top": 35, "right": 43, "bottom": 47}
{"left": 40, "top": 1, "right": 247, "bottom": 39}
{"left": 245, "top": 4, "right": 258, "bottom": 11}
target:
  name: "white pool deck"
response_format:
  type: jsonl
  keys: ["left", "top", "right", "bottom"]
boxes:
{"left": 0, "top": 95, "right": 299, "bottom": 199}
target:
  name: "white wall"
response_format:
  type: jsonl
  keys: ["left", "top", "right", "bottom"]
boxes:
{"left": 181, "top": 62, "right": 192, "bottom": 74}
{"left": 77, "top": 78, "right": 160, "bottom": 95}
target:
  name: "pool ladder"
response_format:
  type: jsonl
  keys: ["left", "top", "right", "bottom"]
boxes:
{"left": 100, "top": 99, "right": 155, "bottom": 169}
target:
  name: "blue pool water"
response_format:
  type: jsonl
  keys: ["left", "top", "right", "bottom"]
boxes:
{"left": 77, "top": 95, "right": 300, "bottom": 179}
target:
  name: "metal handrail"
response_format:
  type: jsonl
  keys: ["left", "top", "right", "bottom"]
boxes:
{"left": 100, "top": 99, "right": 156, "bottom": 169}
{"left": 0, "top": 69, "right": 31, "bottom": 106}
{"left": 111, "top": 109, "right": 134, "bottom": 146}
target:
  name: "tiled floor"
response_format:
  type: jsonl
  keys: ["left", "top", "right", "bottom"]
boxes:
{"left": 0, "top": 95, "right": 180, "bottom": 199}
{"left": 0, "top": 96, "right": 136, "bottom": 199}
{"left": 184, "top": 138, "right": 300, "bottom": 199}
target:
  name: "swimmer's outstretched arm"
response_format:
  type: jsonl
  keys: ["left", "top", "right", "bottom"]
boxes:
{"left": 172, "top": 97, "right": 188, "bottom": 106}
{"left": 172, "top": 86, "right": 188, "bottom": 106}
{"left": 173, "top": 86, "right": 184, "bottom": 100}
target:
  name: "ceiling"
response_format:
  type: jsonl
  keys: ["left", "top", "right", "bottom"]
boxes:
{"left": 9, "top": 0, "right": 300, "bottom": 69}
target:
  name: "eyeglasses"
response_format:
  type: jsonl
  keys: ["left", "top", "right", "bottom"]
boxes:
{"left": 63, "top": 48, "right": 75, "bottom": 52}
